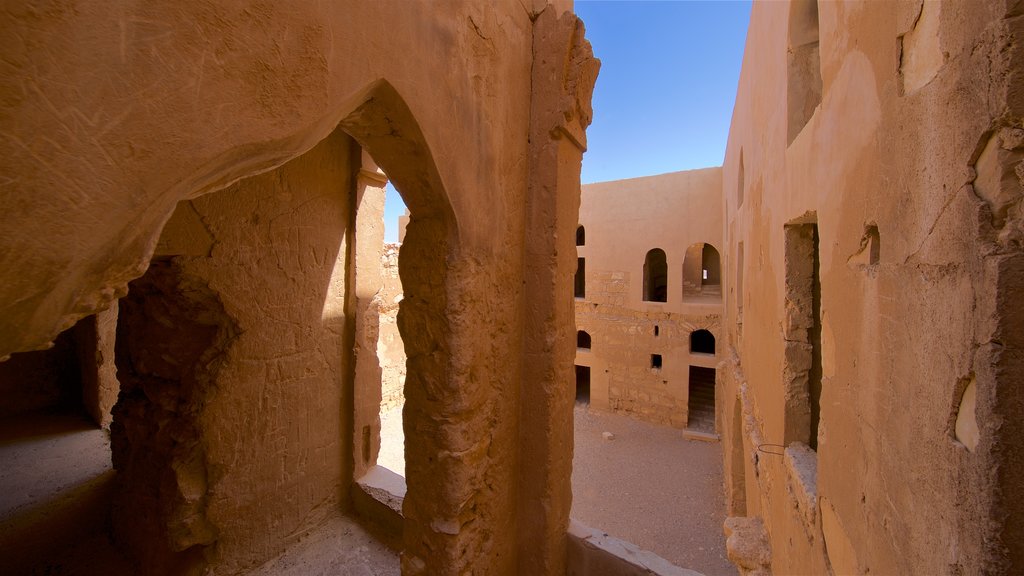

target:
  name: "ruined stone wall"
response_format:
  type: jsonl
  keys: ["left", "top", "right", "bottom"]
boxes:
{"left": 0, "top": 2, "right": 598, "bottom": 575}
{"left": 719, "top": 1, "right": 1024, "bottom": 573}
{"left": 577, "top": 169, "right": 724, "bottom": 428}
{"left": 378, "top": 243, "right": 406, "bottom": 414}
{"left": 112, "top": 129, "right": 354, "bottom": 575}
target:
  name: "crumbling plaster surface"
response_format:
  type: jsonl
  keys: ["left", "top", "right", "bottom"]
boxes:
{"left": 378, "top": 244, "right": 406, "bottom": 415}
{"left": 719, "top": 0, "right": 1024, "bottom": 573}
{"left": 577, "top": 169, "right": 724, "bottom": 427}
{"left": 1, "top": 2, "right": 598, "bottom": 575}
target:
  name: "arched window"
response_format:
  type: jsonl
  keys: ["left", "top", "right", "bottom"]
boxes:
{"left": 683, "top": 243, "right": 721, "bottom": 301}
{"left": 577, "top": 330, "right": 591, "bottom": 350}
{"left": 643, "top": 248, "right": 668, "bottom": 302}
{"left": 690, "top": 329, "right": 716, "bottom": 355}
{"left": 576, "top": 225, "right": 585, "bottom": 246}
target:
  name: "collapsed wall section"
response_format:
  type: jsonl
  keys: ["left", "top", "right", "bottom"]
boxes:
{"left": 112, "top": 129, "right": 355, "bottom": 574}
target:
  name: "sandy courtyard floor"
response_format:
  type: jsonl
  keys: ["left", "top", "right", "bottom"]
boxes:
{"left": 381, "top": 403, "right": 734, "bottom": 575}
{"left": 571, "top": 404, "right": 736, "bottom": 576}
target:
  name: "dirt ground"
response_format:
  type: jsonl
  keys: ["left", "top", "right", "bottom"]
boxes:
{"left": 381, "top": 403, "right": 735, "bottom": 575}
{"left": 571, "top": 404, "right": 736, "bottom": 576}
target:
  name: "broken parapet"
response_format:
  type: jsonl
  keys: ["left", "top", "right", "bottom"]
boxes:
{"left": 723, "top": 516, "right": 771, "bottom": 576}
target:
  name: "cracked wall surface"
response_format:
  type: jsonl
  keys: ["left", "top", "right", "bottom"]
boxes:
{"left": 719, "top": 0, "right": 1024, "bottom": 573}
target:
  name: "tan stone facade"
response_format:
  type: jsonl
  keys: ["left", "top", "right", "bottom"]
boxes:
{"left": 0, "top": 2, "right": 597, "bottom": 575}
{"left": 379, "top": 243, "right": 406, "bottom": 415}
{"left": 3, "top": 1, "right": 1024, "bottom": 574}
{"left": 575, "top": 169, "right": 723, "bottom": 430}
{"left": 718, "top": 1, "right": 1024, "bottom": 574}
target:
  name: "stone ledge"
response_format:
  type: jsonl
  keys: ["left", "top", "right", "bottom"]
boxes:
{"left": 356, "top": 465, "right": 406, "bottom": 514}
{"left": 567, "top": 519, "right": 706, "bottom": 576}
{"left": 784, "top": 442, "right": 818, "bottom": 533}
{"left": 352, "top": 465, "right": 405, "bottom": 550}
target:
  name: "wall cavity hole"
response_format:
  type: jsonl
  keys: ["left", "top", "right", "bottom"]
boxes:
{"left": 954, "top": 376, "right": 979, "bottom": 452}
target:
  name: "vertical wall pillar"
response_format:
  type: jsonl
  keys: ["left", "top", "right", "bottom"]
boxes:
{"left": 520, "top": 7, "right": 599, "bottom": 575}
{"left": 77, "top": 303, "right": 120, "bottom": 429}
{"left": 351, "top": 150, "right": 388, "bottom": 481}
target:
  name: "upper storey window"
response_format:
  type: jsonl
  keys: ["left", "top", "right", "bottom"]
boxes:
{"left": 643, "top": 249, "right": 668, "bottom": 303}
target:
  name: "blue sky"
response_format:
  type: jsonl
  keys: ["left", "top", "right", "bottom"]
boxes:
{"left": 383, "top": 0, "right": 751, "bottom": 242}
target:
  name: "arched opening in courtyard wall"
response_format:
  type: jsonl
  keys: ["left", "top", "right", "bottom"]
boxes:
{"left": 683, "top": 243, "right": 722, "bottom": 302}
{"left": 643, "top": 248, "right": 669, "bottom": 303}
{"left": 99, "top": 80, "right": 459, "bottom": 574}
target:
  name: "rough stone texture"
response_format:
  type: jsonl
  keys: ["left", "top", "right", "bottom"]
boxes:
{"left": 378, "top": 243, "right": 406, "bottom": 415}
{"left": 77, "top": 305, "right": 120, "bottom": 429}
{"left": 112, "top": 258, "right": 238, "bottom": 575}
{"left": 516, "top": 8, "right": 599, "bottom": 576}
{"left": 112, "top": 130, "right": 354, "bottom": 575}
{"left": 719, "top": 1, "right": 1024, "bottom": 573}
{"left": 722, "top": 517, "right": 769, "bottom": 576}
{"left": 576, "top": 170, "right": 723, "bottom": 428}
{"left": 0, "top": 2, "right": 597, "bottom": 575}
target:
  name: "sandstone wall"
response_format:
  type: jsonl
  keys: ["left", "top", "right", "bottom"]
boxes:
{"left": 719, "top": 1, "right": 1024, "bottom": 573}
{"left": 113, "top": 129, "right": 354, "bottom": 574}
{"left": 576, "top": 169, "right": 724, "bottom": 428}
{"left": 0, "top": 2, "right": 597, "bottom": 575}
{"left": 378, "top": 243, "right": 406, "bottom": 414}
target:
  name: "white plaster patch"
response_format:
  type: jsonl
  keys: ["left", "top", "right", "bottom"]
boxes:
{"left": 901, "top": 0, "right": 945, "bottom": 94}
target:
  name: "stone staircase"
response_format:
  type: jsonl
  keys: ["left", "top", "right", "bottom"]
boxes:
{"left": 687, "top": 367, "right": 717, "bottom": 433}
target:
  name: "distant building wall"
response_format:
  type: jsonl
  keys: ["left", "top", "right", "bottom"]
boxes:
{"left": 576, "top": 168, "right": 724, "bottom": 429}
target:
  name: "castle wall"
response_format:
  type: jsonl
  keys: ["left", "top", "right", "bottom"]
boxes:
{"left": 719, "top": 1, "right": 1024, "bottom": 573}
{"left": 0, "top": 2, "right": 598, "bottom": 575}
{"left": 378, "top": 243, "right": 406, "bottom": 415}
{"left": 577, "top": 169, "right": 723, "bottom": 428}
